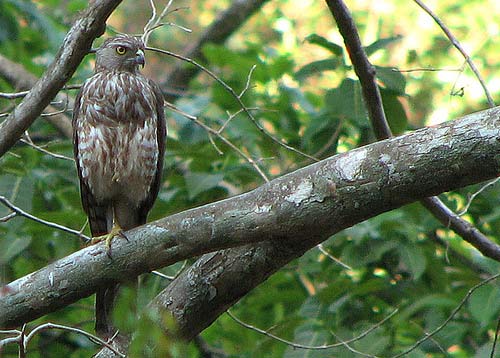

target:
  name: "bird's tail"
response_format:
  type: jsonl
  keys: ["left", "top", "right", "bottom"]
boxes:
{"left": 95, "top": 283, "right": 120, "bottom": 337}
{"left": 89, "top": 206, "right": 118, "bottom": 338}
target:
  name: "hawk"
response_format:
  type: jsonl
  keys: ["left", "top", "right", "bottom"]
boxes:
{"left": 72, "top": 34, "right": 166, "bottom": 336}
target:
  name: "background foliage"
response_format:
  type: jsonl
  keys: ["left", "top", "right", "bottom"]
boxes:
{"left": 1, "top": 0, "right": 500, "bottom": 357}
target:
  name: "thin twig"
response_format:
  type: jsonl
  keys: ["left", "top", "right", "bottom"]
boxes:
{"left": 0, "top": 84, "right": 82, "bottom": 100}
{"left": 329, "top": 331, "right": 379, "bottom": 357}
{"left": 227, "top": 308, "right": 398, "bottom": 350}
{"left": 165, "top": 102, "right": 270, "bottom": 182}
{"left": 239, "top": 64, "right": 257, "bottom": 98}
{"left": 148, "top": 46, "right": 318, "bottom": 162}
{"left": 412, "top": 0, "right": 495, "bottom": 107}
{"left": 491, "top": 316, "right": 500, "bottom": 358}
{"left": 208, "top": 132, "right": 224, "bottom": 155}
{"left": 0, "top": 212, "right": 16, "bottom": 222}
{"left": 0, "top": 195, "right": 90, "bottom": 242}
{"left": 391, "top": 274, "right": 500, "bottom": 358}
{"left": 317, "top": 244, "right": 352, "bottom": 270}
{"left": 218, "top": 107, "right": 260, "bottom": 134}
{"left": 20, "top": 133, "right": 74, "bottom": 162}
{"left": 326, "top": 0, "right": 500, "bottom": 262}
{"left": 409, "top": 321, "right": 448, "bottom": 355}
{"left": 458, "top": 177, "right": 500, "bottom": 216}
{"left": 152, "top": 260, "right": 187, "bottom": 281}
{"left": 142, "top": 0, "right": 180, "bottom": 46}
{"left": 394, "top": 67, "right": 463, "bottom": 73}
{"left": 18, "top": 323, "right": 125, "bottom": 357}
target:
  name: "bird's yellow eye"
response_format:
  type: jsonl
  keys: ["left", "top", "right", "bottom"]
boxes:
{"left": 115, "top": 46, "right": 127, "bottom": 55}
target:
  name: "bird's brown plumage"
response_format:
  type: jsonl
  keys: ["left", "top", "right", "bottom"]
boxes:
{"left": 72, "top": 34, "right": 166, "bottom": 336}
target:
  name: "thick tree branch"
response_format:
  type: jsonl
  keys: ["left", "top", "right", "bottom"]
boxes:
{"left": 325, "top": 0, "right": 391, "bottom": 140}
{"left": 325, "top": 0, "right": 498, "bottom": 265}
{"left": 1, "top": 106, "right": 500, "bottom": 329}
{"left": 0, "top": 0, "right": 123, "bottom": 157}
{"left": 0, "top": 54, "right": 73, "bottom": 138}
{"left": 150, "top": 241, "right": 312, "bottom": 341}
{"left": 163, "top": 0, "right": 269, "bottom": 102}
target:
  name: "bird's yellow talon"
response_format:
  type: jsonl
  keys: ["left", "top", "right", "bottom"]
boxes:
{"left": 90, "top": 224, "right": 127, "bottom": 256}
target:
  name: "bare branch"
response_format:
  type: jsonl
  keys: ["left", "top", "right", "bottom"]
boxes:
{"left": 142, "top": 0, "right": 177, "bottom": 46}
{"left": 151, "top": 46, "right": 318, "bottom": 162}
{"left": 325, "top": 0, "right": 391, "bottom": 140}
{"left": 413, "top": 0, "right": 495, "bottom": 107}
{"left": 227, "top": 309, "right": 397, "bottom": 351}
{"left": 0, "top": 0, "right": 123, "bottom": 157}
{"left": 317, "top": 244, "right": 351, "bottom": 270}
{"left": 0, "top": 212, "right": 16, "bottom": 222}
{"left": 165, "top": 102, "right": 270, "bottom": 182}
{"left": 151, "top": 260, "right": 187, "bottom": 281}
{"left": 390, "top": 273, "right": 500, "bottom": 358}
{"left": 395, "top": 67, "right": 463, "bottom": 73}
{"left": 0, "top": 195, "right": 90, "bottom": 242}
{"left": 492, "top": 316, "right": 500, "bottom": 358}
{"left": 0, "top": 84, "right": 82, "bottom": 100}
{"left": 19, "top": 137, "right": 74, "bottom": 162}
{"left": 0, "top": 55, "right": 73, "bottom": 138}
{"left": 325, "top": 0, "right": 499, "bottom": 266}
{"left": 2, "top": 106, "right": 499, "bottom": 332}
{"left": 0, "top": 323, "right": 125, "bottom": 357}
{"left": 163, "top": 0, "right": 271, "bottom": 102}
{"left": 458, "top": 177, "right": 500, "bottom": 216}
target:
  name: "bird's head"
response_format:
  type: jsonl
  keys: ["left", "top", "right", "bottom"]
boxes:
{"left": 95, "top": 34, "right": 146, "bottom": 73}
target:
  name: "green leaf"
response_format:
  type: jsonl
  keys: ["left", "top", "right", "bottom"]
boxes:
{"left": 364, "top": 35, "right": 403, "bottom": 56}
{"left": 381, "top": 89, "right": 408, "bottom": 135}
{"left": 342, "top": 239, "right": 398, "bottom": 268}
{"left": 398, "top": 243, "right": 427, "bottom": 280}
{"left": 468, "top": 284, "right": 500, "bottom": 326}
{"left": 184, "top": 172, "right": 224, "bottom": 200}
{"left": 353, "top": 324, "right": 390, "bottom": 354}
{"left": 397, "top": 294, "right": 457, "bottom": 322}
{"left": 304, "top": 34, "right": 343, "bottom": 56}
{"left": 302, "top": 112, "right": 341, "bottom": 156}
{"left": 295, "top": 59, "right": 342, "bottom": 81}
{"left": 0, "top": 236, "right": 31, "bottom": 264}
{"left": 324, "top": 78, "right": 367, "bottom": 124}
{"left": 280, "top": 84, "right": 316, "bottom": 114}
{"left": 285, "top": 321, "right": 333, "bottom": 358}
{"left": 0, "top": 2, "right": 19, "bottom": 43}
{"left": 375, "top": 66, "right": 407, "bottom": 95}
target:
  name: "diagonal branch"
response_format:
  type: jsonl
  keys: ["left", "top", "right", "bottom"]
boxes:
{"left": 324, "top": 0, "right": 498, "bottom": 263}
{"left": 1, "top": 106, "right": 500, "bottom": 330}
{"left": 163, "top": 0, "right": 270, "bottom": 102}
{"left": 413, "top": 0, "right": 495, "bottom": 107}
{"left": 325, "top": 0, "right": 391, "bottom": 140}
{"left": 0, "top": 54, "right": 73, "bottom": 138}
{"left": 0, "top": 0, "right": 123, "bottom": 157}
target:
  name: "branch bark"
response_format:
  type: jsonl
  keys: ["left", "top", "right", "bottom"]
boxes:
{"left": 0, "top": 0, "right": 123, "bottom": 157}
{"left": 0, "top": 55, "right": 73, "bottom": 138}
{"left": 325, "top": 0, "right": 498, "bottom": 267}
{"left": 163, "top": 0, "right": 270, "bottom": 102}
{"left": 2, "top": 106, "right": 500, "bottom": 329}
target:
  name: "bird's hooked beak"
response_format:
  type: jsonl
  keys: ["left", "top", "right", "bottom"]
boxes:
{"left": 135, "top": 49, "right": 145, "bottom": 68}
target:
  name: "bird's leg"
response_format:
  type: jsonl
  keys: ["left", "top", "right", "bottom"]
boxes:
{"left": 91, "top": 223, "right": 128, "bottom": 256}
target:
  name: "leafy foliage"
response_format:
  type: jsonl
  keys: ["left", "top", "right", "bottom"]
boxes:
{"left": 1, "top": 0, "right": 500, "bottom": 357}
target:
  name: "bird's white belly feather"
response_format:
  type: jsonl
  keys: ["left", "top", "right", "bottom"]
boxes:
{"left": 77, "top": 121, "right": 158, "bottom": 205}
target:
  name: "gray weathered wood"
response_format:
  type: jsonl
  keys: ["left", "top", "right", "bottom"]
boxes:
{"left": 1, "top": 106, "right": 500, "bottom": 328}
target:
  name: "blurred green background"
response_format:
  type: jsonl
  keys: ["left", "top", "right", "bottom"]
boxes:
{"left": 1, "top": 0, "right": 500, "bottom": 357}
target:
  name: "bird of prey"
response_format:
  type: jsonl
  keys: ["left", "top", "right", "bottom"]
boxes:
{"left": 72, "top": 34, "right": 166, "bottom": 336}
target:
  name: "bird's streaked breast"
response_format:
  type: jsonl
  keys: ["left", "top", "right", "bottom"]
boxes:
{"left": 75, "top": 72, "right": 160, "bottom": 205}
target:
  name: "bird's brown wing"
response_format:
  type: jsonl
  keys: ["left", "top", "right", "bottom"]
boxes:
{"left": 72, "top": 85, "right": 112, "bottom": 237}
{"left": 137, "top": 79, "right": 166, "bottom": 225}
{"left": 73, "top": 82, "right": 118, "bottom": 337}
